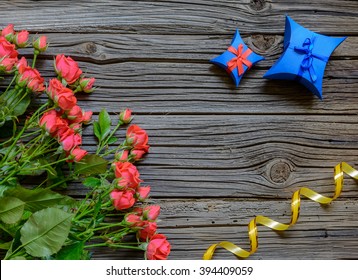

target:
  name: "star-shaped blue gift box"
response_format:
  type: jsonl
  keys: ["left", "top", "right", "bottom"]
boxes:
{"left": 210, "top": 30, "right": 264, "bottom": 87}
{"left": 264, "top": 16, "right": 346, "bottom": 99}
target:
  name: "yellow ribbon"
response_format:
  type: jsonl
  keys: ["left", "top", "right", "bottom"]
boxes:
{"left": 203, "top": 162, "right": 358, "bottom": 260}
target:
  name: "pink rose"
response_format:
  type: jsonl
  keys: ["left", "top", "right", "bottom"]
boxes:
{"left": 57, "top": 90, "right": 77, "bottom": 111}
{"left": 17, "top": 65, "right": 45, "bottom": 92}
{"left": 119, "top": 109, "right": 132, "bottom": 124}
{"left": 79, "top": 77, "right": 95, "bottom": 93}
{"left": 67, "top": 105, "right": 83, "bottom": 122}
{"left": 14, "top": 30, "right": 29, "bottom": 48}
{"left": 82, "top": 111, "right": 93, "bottom": 124}
{"left": 39, "top": 110, "right": 70, "bottom": 137}
{"left": 130, "top": 149, "right": 147, "bottom": 161}
{"left": 48, "top": 79, "right": 77, "bottom": 110}
{"left": 69, "top": 147, "right": 87, "bottom": 162}
{"left": 0, "top": 57, "right": 18, "bottom": 72}
{"left": 39, "top": 110, "right": 59, "bottom": 134}
{"left": 59, "top": 129, "right": 82, "bottom": 152}
{"left": 143, "top": 205, "right": 160, "bottom": 221}
{"left": 138, "top": 222, "right": 157, "bottom": 241}
{"left": 114, "top": 161, "right": 142, "bottom": 190}
{"left": 146, "top": 234, "right": 171, "bottom": 260}
{"left": 33, "top": 36, "right": 48, "bottom": 53}
{"left": 16, "top": 57, "right": 28, "bottom": 70}
{"left": 115, "top": 150, "right": 129, "bottom": 162}
{"left": 126, "top": 125, "right": 149, "bottom": 152}
{"left": 55, "top": 54, "right": 82, "bottom": 84}
{"left": 124, "top": 213, "right": 145, "bottom": 228}
{"left": 1, "top": 24, "right": 15, "bottom": 40}
{"left": 0, "top": 37, "right": 18, "bottom": 72}
{"left": 137, "top": 186, "right": 150, "bottom": 201}
{"left": 110, "top": 190, "right": 136, "bottom": 210}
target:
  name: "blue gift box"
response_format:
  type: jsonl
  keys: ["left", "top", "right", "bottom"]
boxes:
{"left": 210, "top": 30, "right": 264, "bottom": 87}
{"left": 264, "top": 16, "right": 346, "bottom": 99}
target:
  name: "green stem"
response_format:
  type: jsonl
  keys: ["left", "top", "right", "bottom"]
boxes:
{"left": 96, "top": 121, "right": 124, "bottom": 155}
{"left": 84, "top": 242, "right": 142, "bottom": 251}
{"left": 20, "top": 157, "right": 69, "bottom": 174}
{"left": 3, "top": 74, "right": 17, "bottom": 95}
{"left": 0, "top": 102, "right": 50, "bottom": 165}
{"left": 32, "top": 53, "right": 38, "bottom": 68}
{"left": 4, "top": 244, "right": 25, "bottom": 260}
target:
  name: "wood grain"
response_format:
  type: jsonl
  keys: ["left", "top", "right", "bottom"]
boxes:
{"left": 1, "top": 0, "right": 358, "bottom": 260}
{"left": 0, "top": 0, "right": 357, "bottom": 35}
{"left": 90, "top": 199, "right": 358, "bottom": 259}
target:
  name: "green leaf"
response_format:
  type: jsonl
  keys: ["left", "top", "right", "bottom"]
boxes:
{"left": 98, "top": 109, "right": 111, "bottom": 140}
{"left": 17, "top": 158, "right": 47, "bottom": 176}
{"left": 74, "top": 154, "right": 108, "bottom": 176}
{"left": 0, "top": 197, "right": 25, "bottom": 224}
{"left": 5, "top": 186, "right": 74, "bottom": 212}
{"left": 0, "top": 241, "right": 12, "bottom": 250}
{"left": 93, "top": 121, "right": 101, "bottom": 141}
{"left": 83, "top": 177, "right": 101, "bottom": 188}
{"left": 4, "top": 228, "right": 22, "bottom": 259}
{"left": 107, "top": 137, "right": 118, "bottom": 145}
{"left": 20, "top": 208, "right": 73, "bottom": 257}
{"left": 12, "top": 94, "right": 31, "bottom": 117}
{"left": 54, "top": 241, "right": 85, "bottom": 260}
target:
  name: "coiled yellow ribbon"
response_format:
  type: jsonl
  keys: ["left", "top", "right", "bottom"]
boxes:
{"left": 203, "top": 162, "right": 358, "bottom": 260}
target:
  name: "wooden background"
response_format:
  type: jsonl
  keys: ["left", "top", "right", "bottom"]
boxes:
{"left": 1, "top": 0, "right": 358, "bottom": 259}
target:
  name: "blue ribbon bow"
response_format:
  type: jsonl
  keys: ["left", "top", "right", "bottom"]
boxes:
{"left": 293, "top": 37, "right": 328, "bottom": 82}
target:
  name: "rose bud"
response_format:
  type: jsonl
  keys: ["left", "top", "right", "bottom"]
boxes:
{"left": 145, "top": 234, "right": 171, "bottom": 260}
{"left": 16, "top": 57, "right": 28, "bottom": 70}
{"left": 130, "top": 149, "right": 147, "bottom": 161}
{"left": 70, "top": 147, "right": 88, "bottom": 162}
{"left": 0, "top": 57, "right": 17, "bottom": 73}
{"left": 67, "top": 105, "right": 83, "bottom": 122}
{"left": 115, "top": 150, "right": 129, "bottom": 162}
{"left": 33, "top": 36, "right": 48, "bottom": 53}
{"left": 82, "top": 111, "right": 93, "bottom": 124}
{"left": 143, "top": 205, "right": 160, "bottom": 221}
{"left": 0, "top": 37, "right": 18, "bottom": 72}
{"left": 119, "top": 109, "right": 132, "bottom": 124}
{"left": 137, "top": 186, "right": 151, "bottom": 201}
{"left": 59, "top": 130, "right": 82, "bottom": 152}
{"left": 1, "top": 24, "right": 15, "bottom": 42}
{"left": 14, "top": 30, "right": 29, "bottom": 48}
{"left": 17, "top": 65, "right": 45, "bottom": 92}
{"left": 124, "top": 213, "right": 145, "bottom": 229}
{"left": 138, "top": 222, "right": 157, "bottom": 241}
{"left": 79, "top": 77, "right": 95, "bottom": 93}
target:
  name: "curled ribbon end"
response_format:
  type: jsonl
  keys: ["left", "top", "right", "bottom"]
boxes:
{"left": 203, "top": 162, "right": 358, "bottom": 260}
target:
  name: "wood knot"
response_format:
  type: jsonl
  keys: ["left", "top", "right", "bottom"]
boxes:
{"left": 250, "top": 35, "right": 276, "bottom": 52}
{"left": 85, "top": 42, "right": 97, "bottom": 54}
{"left": 268, "top": 159, "right": 293, "bottom": 184}
{"left": 249, "top": 0, "right": 267, "bottom": 11}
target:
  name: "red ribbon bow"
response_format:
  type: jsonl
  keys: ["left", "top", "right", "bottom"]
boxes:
{"left": 227, "top": 44, "right": 253, "bottom": 76}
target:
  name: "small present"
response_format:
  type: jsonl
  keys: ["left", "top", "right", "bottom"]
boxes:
{"left": 264, "top": 16, "right": 346, "bottom": 99}
{"left": 210, "top": 29, "right": 264, "bottom": 87}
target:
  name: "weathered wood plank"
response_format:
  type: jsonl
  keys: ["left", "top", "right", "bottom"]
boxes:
{"left": 26, "top": 58, "right": 358, "bottom": 115}
{"left": 89, "top": 199, "right": 358, "bottom": 259}
{"left": 51, "top": 115, "right": 358, "bottom": 199}
{"left": 0, "top": 0, "right": 357, "bottom": 35}
{"left": 1, "top": 0, "right": 357, "bottom": 261}
{"left": 17, "top": 33, "right": 358, "bottom": 62}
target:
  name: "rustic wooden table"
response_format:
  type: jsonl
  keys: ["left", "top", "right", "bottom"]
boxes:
{"left": 1, "top": 0, "right": 358, "bottom": 259}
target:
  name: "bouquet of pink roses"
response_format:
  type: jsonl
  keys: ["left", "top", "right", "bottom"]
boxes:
{"left": 0, "top": 24, "right": 170, "bottom": 260}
